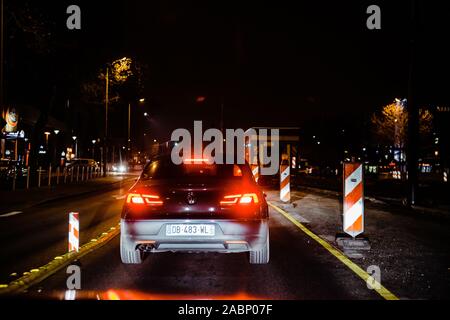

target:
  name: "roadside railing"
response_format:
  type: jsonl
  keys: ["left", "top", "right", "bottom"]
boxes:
{"left": 4, "top": 165, "right": 105, "bottom": 191}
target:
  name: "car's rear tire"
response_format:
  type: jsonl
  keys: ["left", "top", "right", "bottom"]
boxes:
{"left": 249, "top": 230, "right": 270, "bottom": 264}
{"left": 120, "top": 234, "right": 142, "bottom": 264}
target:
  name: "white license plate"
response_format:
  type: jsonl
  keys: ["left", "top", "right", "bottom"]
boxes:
{"left": 166, "top": 224, "right": 215, "bottom": 236}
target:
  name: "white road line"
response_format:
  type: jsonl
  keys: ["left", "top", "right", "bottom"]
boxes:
{"left": 0, "top": 211, "right": 23, "bottom": 218}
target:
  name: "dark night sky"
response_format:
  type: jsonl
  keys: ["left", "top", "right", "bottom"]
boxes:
{"left": 4, "top": 0, "right": 450, "bottom": 143}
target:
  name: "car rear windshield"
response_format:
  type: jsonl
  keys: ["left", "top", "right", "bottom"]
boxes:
{"left": 141, "top": 159, "right": 252, "bottom": 180}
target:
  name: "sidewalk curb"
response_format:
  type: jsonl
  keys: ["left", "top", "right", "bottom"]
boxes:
{"left": 295, "top": 185, "right": 450, "bottom": 220}
{"left": 0, "top": 224, "right": 120, "bottom": 296}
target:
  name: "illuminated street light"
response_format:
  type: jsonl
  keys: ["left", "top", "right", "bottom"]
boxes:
{"left": 139, "top": 98, "right": 145, "bottom": 103}
{"left": 54, "top": 129, "right": 60, "bottom": 135}
{"left": 72, "top": 136, "right": 78, "bottom": 158}
{"left": 91, "top": 140, "right": 96, "bottom": 158}
{"left": 44, "top": 131, "right": 51, "bottom": 148}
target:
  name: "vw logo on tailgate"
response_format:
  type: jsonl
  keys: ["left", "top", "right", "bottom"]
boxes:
{"left": 186, "top": 192, "right": 197, "bottom": 205}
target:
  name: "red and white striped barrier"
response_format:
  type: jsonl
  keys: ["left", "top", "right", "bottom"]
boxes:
{"left": 68, "top": 212, "right": 79, "bottom": 252}
{"left": 280, "top": 164, "right": 290, "bottom": 202}
{"left": 251, "top": 164, "right": 259, "bottom": 183}
{"left": 343, "top": 163, "right": 364, "bottom": 238}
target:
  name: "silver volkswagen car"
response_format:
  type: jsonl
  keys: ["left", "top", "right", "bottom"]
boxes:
{"left": 120, "top": 156, "right": 269, "bottom": 264}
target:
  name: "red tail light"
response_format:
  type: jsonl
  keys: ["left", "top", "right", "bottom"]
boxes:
{"left": 183, "top": 158, "right": 210, "bottom": 164}
{"left": 220, "top": 193, "right": 259, "bottom": 205}
{"left": 126, "top": 193, "right": 163, "bottom": 206}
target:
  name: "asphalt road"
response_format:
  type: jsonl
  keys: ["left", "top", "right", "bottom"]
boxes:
{"left": 0, "top": 183, "right": 387, "bottom": 300}
{"left": 0, "top": 178, "right": 135, "bottom": 285}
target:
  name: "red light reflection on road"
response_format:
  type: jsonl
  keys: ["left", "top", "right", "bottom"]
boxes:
{"left": 102, "top": 290, "right": 268, "bottom": 300}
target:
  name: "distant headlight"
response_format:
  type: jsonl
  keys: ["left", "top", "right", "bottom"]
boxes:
{"left": 112, "top": 165, "right": 118, "bottom": 171}
{"left": 118, "top": 165, "right": 126, "bottom": 173}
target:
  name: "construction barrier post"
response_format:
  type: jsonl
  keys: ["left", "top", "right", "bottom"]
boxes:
{"left": 343, "top": 162, "right": 364, "bottom": 238}
{"left": 336, "top": 162, "right": 370, "bottom": 256}
{"left": 251, "top": 165, "right": 259, "bottom": 183}
{"left": 68, "top": 212, "right": 79, "bottom": 252}
{"left": 280, "top": 162, "right": 290, "bottom": 202}
{"left": 64, "top": 167, "right": 67, "bottom": 184}
{"left": 56, "top": 167, "right": 60, "bottom": 185}
{"left": 76, "top": 166, "right": 80, "bottom": 182}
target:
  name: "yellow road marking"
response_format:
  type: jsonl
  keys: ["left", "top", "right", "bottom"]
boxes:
{"left": 0, "top": 223, "right": 120, "bottom": 296}
{"left": 268, "top": 201, "right": 399, "bottom": 300}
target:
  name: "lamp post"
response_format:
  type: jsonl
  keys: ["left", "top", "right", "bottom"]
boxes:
{"left": 103, "top": 67, "right": 109, "bottom": 177}
{"left": 72, "top": 136, "right": 77, "bottom": 159}
{"left": 128, "top": 97, "right": 146, "bottom": 162}
{"left": 44, "top": 132, "right": 51, "bottom": 148}
{"left": 53, "top": 129, "right": 59, "bottom": 166}
{"left": 92, "top": 139, "right": 96, "bottom": 159}
{"left": 104, "top": 57, "right": 134, "bottom": 176}
{"left": 128, "top": 102, "right": 131, "bottom": 159}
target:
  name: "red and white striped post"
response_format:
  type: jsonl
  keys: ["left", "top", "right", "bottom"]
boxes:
{"left": 343, "top": 162, "right": 364, "bottom": 238}
{"left": 68, "top": 212, "right": 79, "bottom": 252}
{"left": 245, "top": 138, "right": 259, "bottom": 184}
{"left": 280, "top": 162, "right": 290, "bottom": 202}
{"left": 251, "top": 165, "right": 259, "bottom": 183}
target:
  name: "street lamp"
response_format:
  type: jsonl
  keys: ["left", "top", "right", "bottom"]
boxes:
{"left": 44, "top": 131, "right": 51, "bottom": 147}
{"left": 127, "top": 97, "right": 146, "bottom": 162}
{"left": 53, "top": 130, "right": 60, "bottom": 165}
{"left": 72, "top": 136, "right": 78, "bottom": 159}
{"left": 92, "top": 139, "right": 96, "bottom": 159}
{"left": 103, "top": 57, "right": 133, "bottom": 177}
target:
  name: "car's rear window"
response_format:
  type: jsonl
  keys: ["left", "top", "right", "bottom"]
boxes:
{"left": 141, "top": 159, "right": 252, "bottom": 181}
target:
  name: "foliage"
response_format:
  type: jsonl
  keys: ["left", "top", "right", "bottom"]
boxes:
{"left": 7, "top": 1, "right": 54, "bottom": 55}
{"left": 371, "top": 102, "right": 433, "bottom": 148}
{"left": 80, "top": 59, "right": 145, "bottom": 106}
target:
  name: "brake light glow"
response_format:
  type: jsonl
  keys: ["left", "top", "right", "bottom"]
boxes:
{"left": 126, "top": 193, "right": 163, "bottom": 206}
{"left": 220, "top": 193, "right": 259, "bottom": 205}
{"left": 183, "top": 158, "right": 210, "bottom": 164}
{"left": 233, "top": 165, "right": 242, "bottom": 177}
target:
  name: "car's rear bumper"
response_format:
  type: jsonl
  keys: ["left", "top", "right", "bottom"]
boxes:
{"left": 121, "top": 218, "right": 269, "bottom": 253}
